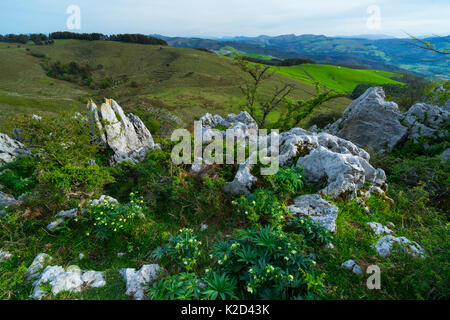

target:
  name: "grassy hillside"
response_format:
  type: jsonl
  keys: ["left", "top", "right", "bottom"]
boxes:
{"left": 270, "top": 64, "right": 403, "bottom": 93}
{"left": 0, "top": 40, "right": 352, "bottom": 133}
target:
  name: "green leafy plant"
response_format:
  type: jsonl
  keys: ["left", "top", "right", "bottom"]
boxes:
{"left": 210, "top": 226, "right": 324, "bottom": 299}
{"left": 285, "top": 216, "right": 332, "bottom": 246}
{"left": 82, "top": 192, "right": 146, "bottom": 240}
{"left": 266, "top": 166, "right": 304, "bottom": 198}
{"left": 152, "top": 228, "right": 202, "bottom": 271}
{"left": 233, "top": 189, "right": 287, "bottom": 228}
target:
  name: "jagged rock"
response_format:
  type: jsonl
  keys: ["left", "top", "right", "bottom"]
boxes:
{"left": 0, "top": 133, "right": 30, "bottom": 166}
{"left": 120, "top": 264, "right": 160, "bottom": 300}
{"left": 47, "top": 195, "right": 118, "bottom": 231}
{"left": 297, "top": 146, "right": 386, "bottom": 199}
{"left": 341, "top": 259, "right": 363, "bottom": 275}
{"left": 0, "top": 250, "right": 12, "bottom": 262}
{"left": 367, "top": 222, "right": 393, "bottom": 236}
{"left": 287, "top": 194, "right": 338, "bottom": 233}
{"left": 87, "top": 99, "right": 156, "bottom": 164}
{"left": 325, "top": 87, "right": 408, "bottom": 152}
{"left": 374, "top": 235, "right": 425, "bottom": 258}
{"left": 403, "top": 102, "right": 449, "bottom": 141}
{"left": 31, "top": 265, "right": 106, "bottom": 300}
{"left": 214, "top": 113, "right": 386, "bottom": 199}
{"left": 440, "top": 148, "right": 450, "bottom": 162}
{"left": 26, "top": 253, "right": 53, "bottom": 280}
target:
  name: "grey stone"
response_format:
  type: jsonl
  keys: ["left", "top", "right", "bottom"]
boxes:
{"left": 341, "top": 259, "right": 363, "bottom": 275}
{"left": 374, "top": 235, "right": 425, "bottom": 258}
{"left": 0, "top": 133, "right": 30, "bottom": 166}
{"left": 26, "top": 253, "right": 53, "bottom": 280}
{"left": 440, "top": 148, "right": 450, "bottom": 162}
{"left": 0, "top": 250, "right": 12, "bottom": 262}
{"left": 367, "top": 222, "right": 393, "bottom": 236}
{"left": 287, "top": 194, "right": 338, "bottom": 233}
{"left": 120, "top": 264, "right": 160, "bottom": 300}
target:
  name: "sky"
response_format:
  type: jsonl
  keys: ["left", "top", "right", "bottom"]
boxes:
{"left": 0, "top": 0, "right": 449, "bottom": 38}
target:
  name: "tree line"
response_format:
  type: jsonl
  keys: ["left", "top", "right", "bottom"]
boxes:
{"left": 0, "top": 32, "right": 167, "bottom": 46}
{"left": 241, "top": 56, "right": 316, "bottom": 66}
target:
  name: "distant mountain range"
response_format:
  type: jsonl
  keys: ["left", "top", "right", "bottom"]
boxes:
{"left": 152, "top": 34, "right": 450, "bottom": 79}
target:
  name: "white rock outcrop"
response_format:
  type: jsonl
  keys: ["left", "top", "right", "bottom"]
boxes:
{"left": 341, "top": 259, "right": 363, "bottom": 275}
{"left": 0, "top": 133, "right": 30, "bottom": 166}
{"left": 87, "top": 99, "right": 156, "bottom": 164}
{"left": 0, "top": 191, "right": 21, "bottom": 209}
{"left": 31, "top": 265, "right": 106, "bottom": 300}
{"left": 403, "top": 102, "right": 449, "bottom": 141}
{"left": 373, "top": 235, "right": 425, "bottom": 258}
{"left": 287, "top": 194, "right": 339, "bottom": 233}
{"left": 367, "top": 222, "right": 393, "bottom": 236}
{"left": 120, "top": 264, "right": 160, "bottom": 300}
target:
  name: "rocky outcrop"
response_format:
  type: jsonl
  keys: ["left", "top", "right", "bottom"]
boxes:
{"left": 341, "top": 259, "right": 363, "bottom": 275}
{"left": 87, "top": 99, "right": 156, "bottom": 164}
{"left": 0, "top": 133, "right": 30, "bottom": 166}
{"left": 31, "top": 265, "right": 106, "bottom": 300}
{"left": 26, "top": 253, "right": 53, "bottom": 280}
{"left": 373, "top": 235, "right": 425, "bottom": 258}
{"left": 324, "top": 87, "right": 449, "bottom": 152}
{"left": 367, "top": 222, "right": 393, "bottom": 236}
{"left": 120, "top": 264, "right": 160, "bottom": 300}
{"left": 440, "top": 148, "right": 450, "bottom": 162}
{"left": 46, "top": 195, "right": 118, "bottom": 231}
{"left": 403, "top": 102, "right": 449, "bottom": 141}
{"left": 287, "top": 194, "right": 339, "bottom": 233}
{"left": 0, "top": 191, "right": 21, "bottom": 210}
{"left": 325, "top": 87, "right": 408, "bottom": 152}
{"left": 199, "top": 112, "right": 388, "bottom": 200}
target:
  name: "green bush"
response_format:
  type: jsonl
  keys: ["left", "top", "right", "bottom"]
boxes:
{"left": 265, "top": 166, "right": 304, "bottom": 198}
{"left": 152, "top": 228, "right": 202, "bottom": 272}
{"left": 0, "top": 156, "right": 37, "bottom": 196}
{"left": 210, "top": 226, "right": 324, "bottom": 299}
{"left": 285, "top": 216, "right": 332, "bottom": 246}
{"left": 233, "top": 189, "right": 287, "bottom": 228}
{"left": 81, "top": 192, "right": 146, "bottom": 240}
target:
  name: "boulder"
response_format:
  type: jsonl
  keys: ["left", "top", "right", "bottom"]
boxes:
{"left": 31, "top": 265, "right": 106, "bottom": 300}
{"left": 373, "top": 235, "right": 425, "bottom": 258}
{"left": 287, "top": 194, "right": 338, "bottom": 233}
{"left": 0, "top": 133, "right": 30, "bottom": 166}
{"left": 341, "top": 259, "right": 363, "bottom": 275}
{"left": 0, "top": 191, "right": 21, "bottom": 209}
{"left": 120, "top": 264, "right": 160, "bottom": 300}
{"left": 87, "top": 99, "right": 156, "bottom": 164}
{"left": 367, "top": 222, "right": 393, "bottom": 236}
{"left": 403, "top": 102, "right": 449, "bottom": 141}
{"left": 325, "top": 87, "right": 408, "bottom": 152}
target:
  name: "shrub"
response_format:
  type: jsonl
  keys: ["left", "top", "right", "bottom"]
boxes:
{"left": 0, "top": 156, "right": 37, "bottom": 196}
{"left": 265, "top": 165, "right": 304, "bottom": 198}
{"left": 285, "top": 216, "right": 332, "bottom": 246}
{"left": 0, "top": 260, "right": 28, "bottom": 300}
{"left": 233, "top": 189, "right": 287, "bottom": 228}
{"left": 210, "top": 226, "right": 324, "bottom": 299}
{"left": 81, "top": 192, "right": 146, "bottom": 240}
{"left": 152, "top": 228, "right": 202, "bottom": 271}
{"left": 307, "top": 111, "right": 342, "bottom": 129}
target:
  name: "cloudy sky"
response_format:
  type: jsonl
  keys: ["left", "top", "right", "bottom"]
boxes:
{"left": 0, "top": 0, "right": 449, "bottom": 38}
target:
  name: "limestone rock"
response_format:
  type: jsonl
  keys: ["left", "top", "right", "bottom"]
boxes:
{"left": 120, "top": 264, "right": 160, "bottom": 300}
{"left": 87, "top": 99, "right": 156, "bottom": 164}
{"left": 403, "top": 102, "right": 449, "bottom": 141}
{"left": 367, "top": 222, "right": 393, "bottom": 236}
{"left": 374, "top": 235, "right": 425, "bottom": 258}
{"left": 31, "top": 265, "right": 106, "bottom": 300}
{"left": 0, "top": 191, "right": 21, "bottom": 209}
{"left": 287, "top": 194, "right": 338, "bottom": 233}
{"left": 327, "top": 87, "right": 408, "bottom": 152}
{"left": 0, "top": 133, "right": 30, "bottom": 166}
{"left": 26, "top": 253, "right": 53, "bottom": 280}
{"left": 341, "top": 259, "right": 363, "bottom": 275}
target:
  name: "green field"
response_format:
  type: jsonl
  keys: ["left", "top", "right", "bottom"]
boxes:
{"left": 0, "top": 40, "right": 354, "bottom": 132}
{"left": 271, "top": 64, "right": 403, "bottom": 93}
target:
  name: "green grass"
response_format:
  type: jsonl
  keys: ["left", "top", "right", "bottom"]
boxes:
{"left": 0, "top": 40, "right": 351, "bottom": 131}
{"left": 271, "top": 64, "right": 403, "bottom": 93}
